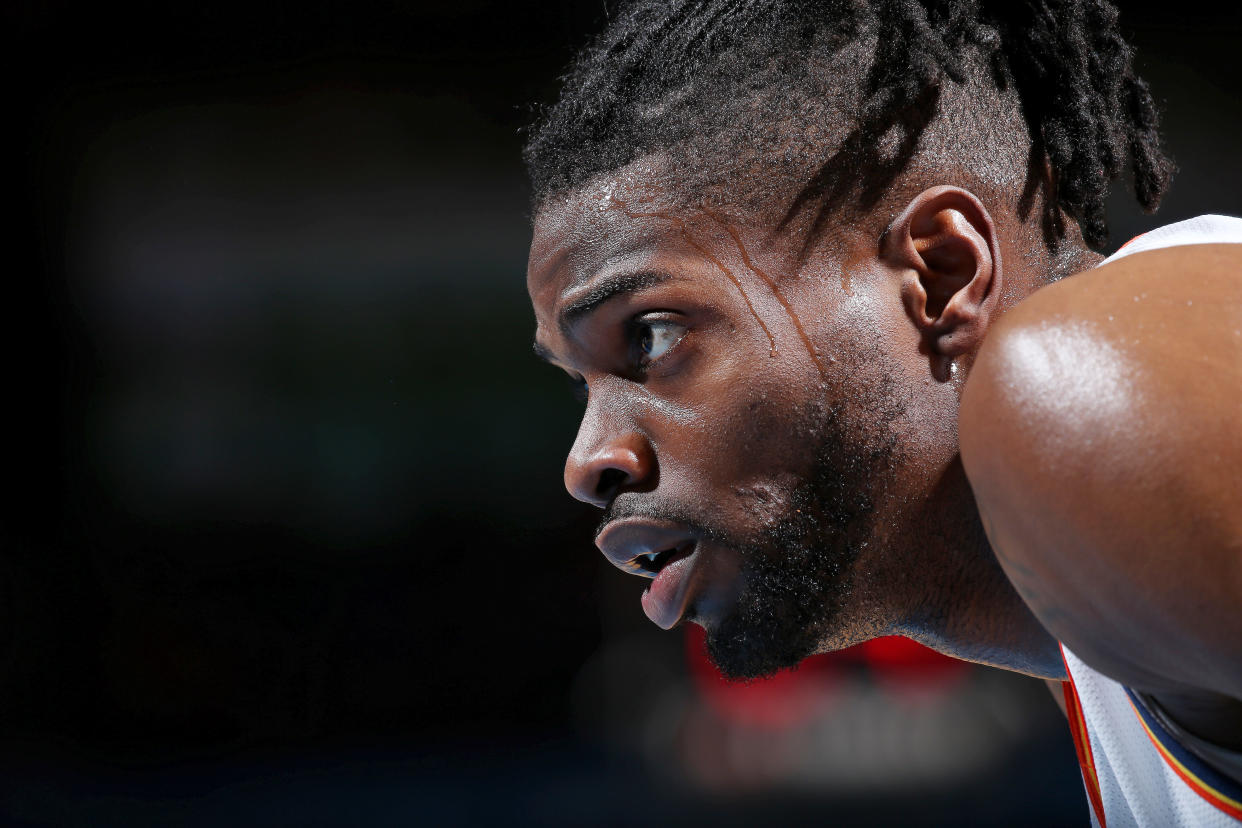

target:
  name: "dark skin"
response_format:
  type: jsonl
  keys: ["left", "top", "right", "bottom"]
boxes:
{"left": 528, "top": 156, "right": 1242, "bottom": 744}
{"left": 961, "top": 243, "right": 1242, "bottom": 746}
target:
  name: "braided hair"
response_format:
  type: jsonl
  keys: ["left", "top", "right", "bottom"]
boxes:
{"left": 524, "top": 0, "right": 1172, "bottom": 250}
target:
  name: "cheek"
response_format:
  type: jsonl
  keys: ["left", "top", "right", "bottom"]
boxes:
{"left": 665, "top": 366, "right": 825, "bottom": 523}
{"left": 719, "top": 359, "right": 827, "bottom": 459}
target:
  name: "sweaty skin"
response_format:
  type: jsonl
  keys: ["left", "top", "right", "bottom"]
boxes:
{"left": 528, "top": 161, "right": 1241, "bottom": 742}
{"left": 530, "top": 169, "right": 1064, "bottom": 679}
{"left": 960, "top": 243, "right": 1242, "bottom": 746}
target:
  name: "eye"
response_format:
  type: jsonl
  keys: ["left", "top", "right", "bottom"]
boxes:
{"left": 634, "top": 317, "right": 686, "bottom": 368}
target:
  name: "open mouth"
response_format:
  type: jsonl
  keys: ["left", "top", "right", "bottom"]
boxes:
{"left": 632, "top": 541, "right": 695, "bottom": 577}
{"left": 595, "top": 517, "right": 700, "bottom": 581}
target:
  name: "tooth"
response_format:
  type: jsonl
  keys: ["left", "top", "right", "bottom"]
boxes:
{"left": 645, "top": 552, "right": 659, "bottom": 564}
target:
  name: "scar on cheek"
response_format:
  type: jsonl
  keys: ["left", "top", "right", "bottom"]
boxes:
{"left": 733, "top": 482, "right": 794, "bottom": 527}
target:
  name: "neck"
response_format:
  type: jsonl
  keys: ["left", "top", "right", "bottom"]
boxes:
{"left": 1000, "top": 209, "right": 1106, "bottom": 299}
{"left": 1046, "top": 222, "right": 1107, "bottom": 281}
{"left": 899, "top": 457, "right": 1066, "bottom": 680}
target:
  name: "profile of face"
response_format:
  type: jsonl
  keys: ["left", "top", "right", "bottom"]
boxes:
{"left": 528, "top": 166, "right": 1002, "bottom": 680}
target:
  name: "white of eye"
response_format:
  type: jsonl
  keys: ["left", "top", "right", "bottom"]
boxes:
{"left": 639, "top": 321, "right": 683, "bottom": 362}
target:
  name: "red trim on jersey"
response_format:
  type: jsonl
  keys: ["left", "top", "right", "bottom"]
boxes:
{"left": 1061, "top": 648, "right": 1108, "bottom": 827}
{"left": 1114, "top": 232, "right": 1147, "bottom": 254}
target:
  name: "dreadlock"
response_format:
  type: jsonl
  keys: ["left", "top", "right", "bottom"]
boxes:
{"left": 524, "top": 0, "right": 1172, "bottom": 250}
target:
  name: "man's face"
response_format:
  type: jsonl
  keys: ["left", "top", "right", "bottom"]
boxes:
{"left": 528, "top": 171, "right": 942, "bottom": 679}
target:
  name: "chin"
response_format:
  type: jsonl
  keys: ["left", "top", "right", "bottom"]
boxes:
{"left": 702, "top": 610, "right": 822, "bottom": 682}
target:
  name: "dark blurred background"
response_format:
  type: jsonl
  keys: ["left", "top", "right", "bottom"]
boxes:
{"left": 3, "top": 1, "right": 1240, "bottom": 825}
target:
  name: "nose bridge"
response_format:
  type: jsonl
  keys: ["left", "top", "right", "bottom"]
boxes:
{"left": 565, "top": 388, "right": 653, "bottom": 507}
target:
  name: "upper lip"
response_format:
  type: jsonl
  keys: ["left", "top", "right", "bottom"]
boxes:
{"left": 595, "top": 517, "right": 698, "bottom": 578}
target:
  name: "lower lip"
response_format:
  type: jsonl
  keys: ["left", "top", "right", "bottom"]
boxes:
{"left": 640, "top": 545, "right": 698, "bottom": 630}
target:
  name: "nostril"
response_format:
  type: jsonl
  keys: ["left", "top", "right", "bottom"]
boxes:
{"left": 566, "top": 434, "right": 653, "bottom": 507}
{"left": 595, "top": 467, "right": 629, "bottom": 501}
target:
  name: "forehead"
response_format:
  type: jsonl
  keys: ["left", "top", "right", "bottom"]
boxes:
{"left": 527, "top": 160, "right": 688, "bottom": 297}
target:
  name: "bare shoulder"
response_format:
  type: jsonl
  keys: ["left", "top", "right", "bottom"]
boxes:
{"left": 959, "top": 244, "right": 1242, "bottom": 703}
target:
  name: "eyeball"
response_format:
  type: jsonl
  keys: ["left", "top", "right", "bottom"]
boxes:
{"left": 638, "top": 321, "right": 684, "bottom": 362}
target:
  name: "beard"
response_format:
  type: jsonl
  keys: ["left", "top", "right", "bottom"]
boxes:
{"left": 598, "top": 388, "right": 901, "bottom": 682}
{"left": 703, "top": 416, "right": 895, "bottom": 681}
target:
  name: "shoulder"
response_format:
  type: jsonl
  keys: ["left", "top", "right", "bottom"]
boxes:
{"left": 963, "top": 243, "right": 1242, "bottom": 461}
{"left": 962, "top": 243, "right": 1242, "bottom": 470}
{"left": 959, "top": 242, "right": 1242, "bottom": 700}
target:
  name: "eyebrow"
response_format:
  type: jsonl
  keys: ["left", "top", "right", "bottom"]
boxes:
{"left": 557, "top": 271, "right": 672, "bottom": 335}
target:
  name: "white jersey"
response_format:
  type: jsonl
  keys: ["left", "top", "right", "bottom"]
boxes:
{"left": 1062, "top": 647, "right": 1242, "bottom": 827}
{"left": 1099, "top": 214, "right": 1242, "bottom": 265}
{"left": 1058, "top": 214, "right": 1242, "bottom": 828}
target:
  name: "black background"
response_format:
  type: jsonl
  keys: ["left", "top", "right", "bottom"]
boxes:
{"left": 4, "top": 1, "right": 1241, "bottom": 825}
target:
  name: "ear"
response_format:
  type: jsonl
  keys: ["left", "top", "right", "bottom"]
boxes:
{"left": 882, "top": 186, "right": 1003, "bottom": 364}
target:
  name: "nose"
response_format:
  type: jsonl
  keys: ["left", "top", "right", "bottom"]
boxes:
{"left": 564, "top": 414, "right": 655, "bottom": 508}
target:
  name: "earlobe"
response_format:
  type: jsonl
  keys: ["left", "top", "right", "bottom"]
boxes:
{"left": 882, "top": 186, "right": 1002, "bottom": 364}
